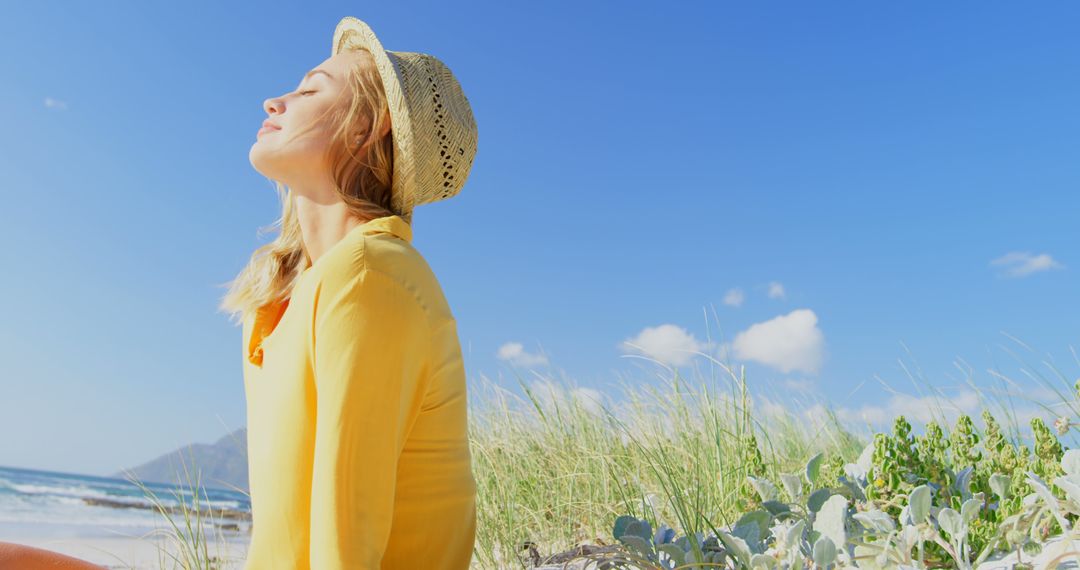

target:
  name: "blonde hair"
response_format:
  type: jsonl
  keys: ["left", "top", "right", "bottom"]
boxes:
{"left": 218, "top": 47, "right": 405, "bottom": 326}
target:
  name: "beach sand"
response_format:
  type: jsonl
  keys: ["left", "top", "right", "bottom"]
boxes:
{"left": 0, "top": 522, "right": 249, "bottom": 570}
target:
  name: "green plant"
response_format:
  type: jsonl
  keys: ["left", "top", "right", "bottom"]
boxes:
{"left": 125, "top": 446, "right": 244, "bottom": 569}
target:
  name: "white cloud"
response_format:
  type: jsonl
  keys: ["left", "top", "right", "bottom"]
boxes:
{"left": 835, "top": 390, "right": 982, "bottom": 426}
{"left": 731, "top": 309, "right": 825, "bottom": 375}
{"left": 832, "top": 388, "right": 1057, "bottom": 430}
{"left": 527, "top": 379, "right": 607, "bottom": 418}
{"left": 754, "top": 394, "right": 791, "bottom": 420}
{"left": 496, "top": 342, "right": 549, "bottom": 367}
{"left": 783, "top": 378, "right": 815, "bottom": 392}
{"left": 747, "top": 387, "right": 1061, "bottom": 439}
{"left": 767, "top": 281, "right": 786, "bottom": 300}
{"left": 620, "top": 324, "right": 711, "bottom": 367}
{"left": 803, "top": 403, "right": 833, "bottom": 433}
{"left": 44, "top": 97, "right": 68, "bottom": 110}
{"left": 990, "top": 252, "right": 1064, "bottom": 278}
{"left": 723, "top": 288, "right": 745, "bottom": 308}
{"left": 1027, "top": 385, "right": 1072, "bottom": 402}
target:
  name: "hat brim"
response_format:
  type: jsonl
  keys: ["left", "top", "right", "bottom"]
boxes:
{"left": 331, "top": 17, "right": 416, "bottom": 220}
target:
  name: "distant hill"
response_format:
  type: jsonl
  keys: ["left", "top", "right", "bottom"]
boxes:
{"left": 112, "top": 428, "right": 248, "bottom": 493}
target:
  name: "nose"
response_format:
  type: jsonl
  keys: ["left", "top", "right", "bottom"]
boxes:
{"left": 263, "top": 96, "right": 284, "bottom": 117}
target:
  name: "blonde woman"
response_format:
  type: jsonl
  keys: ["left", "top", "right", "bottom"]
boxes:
{"left": 0, "top": 17, "right": 477, "bottom": 570}
{"left": 221, "top": 17, "right": 480, "bottom": 570}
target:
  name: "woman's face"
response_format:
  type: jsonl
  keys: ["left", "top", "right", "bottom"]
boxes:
{"left": 248, "top": 51, "right": 366, "bottom": 187}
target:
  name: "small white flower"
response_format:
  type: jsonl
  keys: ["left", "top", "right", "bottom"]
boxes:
{"left": 1055, "top": 416, "right": 1072, "bottom": 436}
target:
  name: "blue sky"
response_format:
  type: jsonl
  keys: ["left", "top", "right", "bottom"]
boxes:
{"left": 3, "top": 2, "right": 1080, "bottom": 476}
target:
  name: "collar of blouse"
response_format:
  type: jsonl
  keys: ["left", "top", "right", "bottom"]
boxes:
{"left": 246, "top": 214, "right": 414, "bottom": 366}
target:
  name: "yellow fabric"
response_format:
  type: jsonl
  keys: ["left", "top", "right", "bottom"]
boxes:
{"left": 241, "top": 215, "right": 477, "bottom": 569}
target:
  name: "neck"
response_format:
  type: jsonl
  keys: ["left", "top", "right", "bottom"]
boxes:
{"left": 293, "top": 194, "right": 367, "bottom": 266}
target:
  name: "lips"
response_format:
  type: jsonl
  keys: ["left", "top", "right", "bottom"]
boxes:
{"left": 258, "top": 120, "right": 282, "bottom": 137}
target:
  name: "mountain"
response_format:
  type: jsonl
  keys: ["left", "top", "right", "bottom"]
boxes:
{"left": 112, "top": 428, "right": 249, "bottom": 493}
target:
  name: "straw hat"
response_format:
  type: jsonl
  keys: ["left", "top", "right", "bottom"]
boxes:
{"left": 331, "top": 17, "right": 478, "bottom": 223}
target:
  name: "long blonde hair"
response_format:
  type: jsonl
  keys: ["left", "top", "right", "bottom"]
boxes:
{"left": 218, "top": 47, "right": 404, "bottom": 326}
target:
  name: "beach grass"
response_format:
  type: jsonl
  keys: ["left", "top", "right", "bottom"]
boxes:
{"left": 127, "top": 334, "right": 1078, "bottom": 569}
{"left": 465, "top": 336, "right": 1078, "bottom": 568}
{"left": 121, "top": 444, "right": 247, "bottom": 569}
{"left": 467, "top": 354, "right": 868, "bottom": 568}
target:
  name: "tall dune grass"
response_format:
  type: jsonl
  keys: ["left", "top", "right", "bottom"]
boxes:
{"left": 468, "top": 353, "right": 868, "bottom": 568}
{"left": 130, "top": 334, "right": 1078, "bottom": 569}
{"left": 467, "top": 335, "right": 1078, "bottom": 568}
{"left": 122, "top": 444, "right": 247, "bottom": 569}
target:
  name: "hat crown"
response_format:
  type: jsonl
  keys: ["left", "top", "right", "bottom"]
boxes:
{"left": 332, "top": 18, "right": 478, "bottom": 221}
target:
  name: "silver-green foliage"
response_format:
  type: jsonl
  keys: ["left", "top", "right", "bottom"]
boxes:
{"left": 607, "top": 444, "right": 1080, "bottom": 569}
{"left": 609, "top": 452, "right": 844, "bottom": 569}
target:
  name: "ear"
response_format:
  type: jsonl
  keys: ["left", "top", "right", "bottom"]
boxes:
{"left": 352, "top": 110, "right": 392, "bottom": 151}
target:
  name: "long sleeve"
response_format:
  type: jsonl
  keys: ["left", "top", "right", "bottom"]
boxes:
{"left": 308, "top": 264, "right": 432, "bottom": 570}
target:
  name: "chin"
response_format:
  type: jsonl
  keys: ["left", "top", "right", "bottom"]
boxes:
{"left": 248, "top": 147, "right": 278, "bottom": 180}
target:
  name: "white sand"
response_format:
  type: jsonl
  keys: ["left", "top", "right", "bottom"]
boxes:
{"left": 1, "top": 531, "right": 249, "bottom": 570}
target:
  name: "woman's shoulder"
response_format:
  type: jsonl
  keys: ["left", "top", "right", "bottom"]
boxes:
{"left": 316, "top": 232, "right": 455, "bottom": 324}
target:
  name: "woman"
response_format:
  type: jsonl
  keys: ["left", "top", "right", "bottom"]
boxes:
{"left": 1, "top": 16, "right": 478, "bottom": 570}
{"left": 220, "top": 17, "right": 479, "bottom": 570}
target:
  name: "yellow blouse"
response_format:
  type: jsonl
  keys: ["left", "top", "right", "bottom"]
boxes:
{"left": 240, "top": 215, "right": 477, "bottom": 569}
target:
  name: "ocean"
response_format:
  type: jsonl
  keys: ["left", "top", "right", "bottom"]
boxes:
{"left": 0, "top": 464, "right": 251, "bottom": 541}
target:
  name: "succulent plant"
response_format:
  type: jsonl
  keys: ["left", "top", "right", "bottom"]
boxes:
{"left": 601, "top": 410, "right": 1080, "bottom": 569}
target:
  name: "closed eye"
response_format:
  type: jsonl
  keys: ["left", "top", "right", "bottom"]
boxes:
{"left": 298, "top": 90, "right": 316, "bottom": 96}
